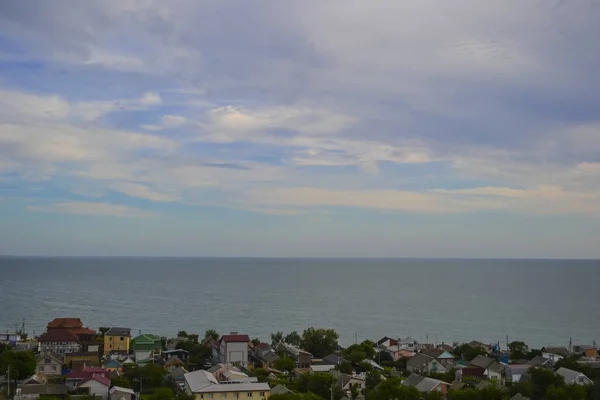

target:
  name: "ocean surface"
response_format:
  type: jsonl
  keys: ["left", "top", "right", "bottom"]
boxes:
{"left": 1, "top": 257, "right": 599, "bottom": 349}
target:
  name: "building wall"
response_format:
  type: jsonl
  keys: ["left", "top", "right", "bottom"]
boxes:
{"left": 194, "top": 390, "right": 270, "bottom": 400}
{"left": 39, "top": 341, "right": 80, "bottom": 355}
{"left": 104, "top": 335, "right": 130, "bottom": 354}
{"left": 486, "top": 369, "right": 503, "bottom": 381}
{"left": 427, "top": 360, "right": 448, "bottom": 374}
{"left": 65, "top": 354, "right": 99, "bottom": 367}
{"left": 135, "top": 349, "right": 153, "bottom": 361}
{"left": 225, "top": 342, "right": 248, "bottom": 365}
{"left": 79, "top": 380, "right": 109, "bottom": 400}
{"left": 542, "top": 352, "right": 564, "bottom": 363}
{"left": 37, "top": 358, "right": 62, "bottom": 376}
{"left": 110, "top": 390, "right": 133, "bottom": 400}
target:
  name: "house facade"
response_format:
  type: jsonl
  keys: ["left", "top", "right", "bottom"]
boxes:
{"left": 133, "top": 333, "right": 163, "bottom": 362}
{"left": 402, "top": 374, "right": 450, "bottom": 397}
{"left": 213, "top": 333, "right": 250, "bottom": 366}
{"left": 47, "top": 318, "right": 97, "bottom": 351}
{"left": 407, "top": 354, "right": 448, "bottom": 374}
{"left": 104, "top": 327, "right": 131, "bottom": 354}
{"left": 37, "top": 354, "right": 63, "bottom": 376}
{"left": 274, "top": 342, "right": 313, "bottom": 368}
{"left": 38, "top": 330, "right": 81, "bottom": 355}
{"left": 64, "top": 351, "right": 100, "bottom": 368}
{"left": 79, "top": 376, "right": 110, "bottom": 400}
{"left": 555, "top": 367, "right": 594, "bottom": 385}
{"left": 110, "top": 386, "right": 135, "bottom": 400}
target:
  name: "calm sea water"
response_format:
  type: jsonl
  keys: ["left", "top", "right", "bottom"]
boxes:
{"left": 1, "top": 257, "right": 599, "bottom": 349}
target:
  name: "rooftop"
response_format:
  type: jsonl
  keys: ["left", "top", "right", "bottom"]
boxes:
{"left": 105, "top": 327, "right": 131, "bottom": 337}
{"left": 47, "top": 318, "right": 84, "bottom": 329}
{"left": 39, "top": 330, "right": 79, "bottom": 343}
{"left": 221, "top": 334, "right": 250, "bottom": 343}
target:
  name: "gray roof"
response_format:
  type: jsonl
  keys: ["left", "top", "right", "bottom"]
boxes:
{"left": 469, "top": 355, "right": 495, "bottom": 369}
{"left": 542, "top": 347, "right": 570, "bottom": 357}
{"left": 407, "top": 353, "right": 433, "bottom": 369}
{"left": 420, "top": 348, "right": 445, "bottom": 359}
{"left": 16, "top": 384, "right": 67, "bottom": 395}
{"left": 528, "top": 355, "right": 550, "bottom": 366}
{"left": 184, "top": 370, "right": 269, "bottom": 393}
{"left": 505, "top": 364, "right": 530, "bottom": 376}
{"left": 321, "top": 354, "right": 347, "bottom": 365}
{"left": 402, "top": 373, "right": 448, "bottom": 393}
{"left": 555, "top": 367, "right": 588, "bottom": 384}
{"left": 402, "top": 374, "right": 425, "bottom": 387}
{"left": 488, "top": 362, "right": 504, "bottom": 373}
{"left": 184, "top": 370, "right": 219, "bottom": 392}
{"left": 105, "top": 327, "right": 131, "bottom": 337}
{"left": 270, "top": 385, "right": 292, "bottom": 395}
{"left": 310, "top": 365, "right": 335, "bottom": 373}
{"left": 110, "top": 386, "right": 136, "bottom": 395}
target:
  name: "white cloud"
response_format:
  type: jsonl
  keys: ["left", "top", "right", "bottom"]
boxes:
{"left": 26, "top": 202, "right": 156, "bottom": 218}
{"left": 110, "top": 182, "right": 178, "bottom": 202}
{"left": 141, "top": 92, "right": 162, "bottom": 105}
{"left": 161, "top": 114, "right": 187, "bottom": 128}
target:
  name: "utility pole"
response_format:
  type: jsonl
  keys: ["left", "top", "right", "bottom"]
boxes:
{"left": 506, "top": 334, "right": 509, "bottom": 351}
{"left": 7, "top": 366, "right": 10, "bottom": 400}
{"left": 569, "top": 337, "right": 572, "bottom": 353}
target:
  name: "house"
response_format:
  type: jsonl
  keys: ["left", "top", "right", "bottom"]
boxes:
{"left": 213, "top": 333, "right": 250, "bottom": 366}
{"left": 65, "top": 367, "right": 110, "bottom": 391}
{"left": 38, "top": 329, "right": 81, "bottom": 355}
{"left": 274, "top": 342, "right": 313, "bottom": 368}
{"left": 164, "top": 349, "right": 189, "bottom": 363}
{"left": 47, "top": 318, "right": 97, "bottom": 351}
{"left": 362, "top": 359, "right": 385, "bottom": 371}
{"left": 555, "top": 367, "right": 593, "bottom": 385}
{"left": 376, "top": 337, "right": 398, "bottom": 348}
{"left": 110, "top": 385, "right": 136, "bottom": 400}
{"left": 469, "top": 341, "right": 493, "bottom": 354}
{"left": 36, "top": 354, "right": 63, "bottom": 377}
{"left": 541, "top": 347, "right": 570, "bottom": 363}
{"left": 407, "top": 353, "right": 448, "bottom": 375}
{"left": 528, "top": 355, "right": 551, "bottom": 368}
{"left": 331, "top": 370, "right": 365, "bottom": 393}
{"left": 320, "top": 354, "right": 348, "bottom": 366}
{"left": 104, "top": 359, "right": 123, "bottom": 372}
{"left": 184, "top": 369, "right": 270, "bottom": 399}
{"left": 310, "top": 365, "right": 335, "bottom": 373}
{"left": 398, "top": 337, "right": 418, "bottom": 350}
{"left": 504, "top": 365, "right": 530, "bottom": 383}
{"left": 79, "top": 375, "right": 110, "bottom": 400}
{"left": 420, "top": 348, "right": 456, "bottom": 368}
{"left": 64, "top": 351, "right": 100, "bottom": 368}
{"left": 133, "top": 334, "right": 163, "bottom": 362}
{"left": 208, "top": 363, "right": 243, "bottom": 382}
{"left": 436, "top": 343, "right": 455, "bottom": 353}
{"left": 382, "top": 346, "right": 415, "bottom": 361}
{"left": 104, "top": 327, "right": 131, "bottom": 355}
{"left": 573, "top": 345, "right": 598, "bottom": 359}
{"left": 456, "top": 367, "right": 486, "bottom": 381}
{"left": 401, "top": 374, "right": 450, "bottom": 396}
{"left": 469, "top": 355, "right": 503, "bottom": 380}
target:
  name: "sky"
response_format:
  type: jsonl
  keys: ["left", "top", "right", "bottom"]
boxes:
{"left": 1, "top": 0, "right": 600, "bottom": 258}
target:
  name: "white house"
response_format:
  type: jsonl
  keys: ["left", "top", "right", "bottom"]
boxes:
{"left": 542, "top": 347, "right": 569, "bottom": 363}
{"left": 555, "top": 367, "right": 594, "bottom": 386}
{"left": 36, "top": 354, "right": 63, "bottom": 376}
{"left": 38, "top": 330, "right": 80, "bottom": 355}
{"left": 109, "top": 385, "right": 135, "bottom": 400}
{"left": 213, "top": 333, "right": 250, "bottom": 366}
{"left": 504, "top": 365, "right": 530, "bottom": 383}
{"left": 79, "top": 375, "right": 110, "bottom": 400}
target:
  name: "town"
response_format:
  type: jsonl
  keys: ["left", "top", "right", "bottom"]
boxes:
{"left": 0, "top": 318, "right": 598, "bottom": 400}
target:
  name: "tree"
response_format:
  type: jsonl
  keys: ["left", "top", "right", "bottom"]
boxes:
{"left": 423, "top": 391, "right": 445, "bottom": 400}
{"left": 376, "top": 350, "right": 394, "bottom": 367}
{"left": 396, "top": 356, "right": 410, "bottom": 372}
{"left": 285, "top": 331, "right": 302, "bottom": 346}
{"left": 529, "top": 367, "right": 564, "bottom": 400}
{"left": 187, "top": 334, "right": 199, "bottom": 344}
{"left": 509, "top": 341, "right": 529, "bottom": 360}
{"left": 338, "top": 361, "right": 353, "bottom": 374}
{"left": 270, "top": 394, "right": 323, "bottom": 400}
{"left": 147, "top": 387, "right": 175, "bottom": 400}
{"left": 275, "top": 357, "right": 296, "bottom": 372}
{"left": 545, "top": 384, "right": 586, "bottom": 400}
{"left": 300, "top": 328, "right": 339, "bottom": 358}
{"left": 271, "top": 331, "right": 284, "bottom": 346}
{"left": 204, "top": 329, "right": 219, "bottom": 341}
{"left": 98, "top": 327, "right": 110, "bottom": 336}
{"left": 343, "top": 344, "right": 370, "bottom": 363}
{"left": 0, "top": 350, "right": 36, "bottom": 385}
{"left": 367, "top": 378, "right": 421, "bottom": 400}
{"left": 366, "top": 369, "right": 383, "bottom": 391}
{"left": 111, "top": 376, "right": 132, "bottom": 388}
{"left": 453, "top": 343, "right": 487, "bottom": 361}
{"left": 249, "top": 368, "right": 270, "bottom": 382}
{"left": 138, "top": 363, "right": 166, "bottom": 391}
{"left": 298, "top": 372, "right": 340, "bottom": 400}
{"left": 177, "top": 331, "right": 189, "bottom": 337}
{"left": 251, "top": 338, "right": 261, "bottom": 346}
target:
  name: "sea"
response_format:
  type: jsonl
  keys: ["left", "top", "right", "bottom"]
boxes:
{"left": 1, "top": 257, "right": 599, "bottom": 349}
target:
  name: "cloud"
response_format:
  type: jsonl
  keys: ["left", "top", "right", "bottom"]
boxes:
{"left": 25, "top": 202, "right": 156, "bottom": 218}
{"left": 110, "top": 182, "right": 178, "bottom": 203}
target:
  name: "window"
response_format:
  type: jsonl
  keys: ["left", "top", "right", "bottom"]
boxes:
{"left": 120, "top": 336, "right": 124, "bottom": 341}
{"left": 39, "top": 366, "right": 44, "bottom": 372}
{"left": 207, "top": 394, "right": 213, "bottom": 399}
{"left": 52, "top": 366, "right": 57, "bottom": 371}
{"left": 221, "top": 394, "right": 227, "bottom": 399}
{"left": 234, "top": 394, "right": 239, "bottom": 399}
{"left": 247, "top": 393, "right": 253, "bottom": 398}
{"left": 260, "top": 392, "right": 265, "bottom": 397}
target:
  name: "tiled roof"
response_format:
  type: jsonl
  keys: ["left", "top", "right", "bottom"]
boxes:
{"left": 221, "top": 334, "right": 250, "bottom": 343}
{"left": 469, "top": 355, "right": 495, "bottom": 369}
{"left": 47, "top": 318, "right": 83, "bottom": 329}
{"left": 39, "top": 330, "right": 79, "bottom": 343}
{"left": 71, "top": 328, "right": 97, "bottom": 336}
{"left": 82, "top": 375, "right": 110, "bottom": 386}
{"left": 105, "top": 327, "right": 131, "bottom": 337}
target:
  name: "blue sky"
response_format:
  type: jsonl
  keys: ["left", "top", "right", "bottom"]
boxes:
{"left": 1, "top": 0, "right": 600, "bottom": 257}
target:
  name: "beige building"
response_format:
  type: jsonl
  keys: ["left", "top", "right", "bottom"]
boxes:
{"left": 184, "top": 370, "right": 270, "bottom": 400}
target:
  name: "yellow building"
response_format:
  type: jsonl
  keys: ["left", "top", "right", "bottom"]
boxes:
{"left": 103, "top": 327, "right": 131, "bottom": 354}
{"left": 64, "top": 351, "right": 100, "bottom": 367}
{"left": 184, "top": 370, "right": 270, "bottom": 400}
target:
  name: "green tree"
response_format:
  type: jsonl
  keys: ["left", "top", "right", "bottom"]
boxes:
{"left": 526, "top": 348, "right": 542, "bottom": 359}
{"left": 509, "top": 341, "right": 529, "bottom": 360}
{"left": 271, "top": 331, "right": 284, "bottom": 346}
{"left": 275, "top": 357, "right": 296, "bottom": 372}
{"left": 252, "top": 338, "right": 261, "bottom": 346}
{"left": 423, "top": 391, "right": 445, "bottom": 400}
{"left": 545, "top": 384, "right": 586, "bottom": 400}
{"left": 98, "top": 327, "right": 110, "bottom": 336}
{"left": 453, "top": 343, "right": 487, "bottom": 361}
{"left": 338, "top": 361, "right": 353, "bottom": 374}
{"left": 300, "top": 328, "right": 339, "bottom": 358}
{"left": 0, "top": 350, "right": 36, "bottom": 385}
{"left": 147, "top": 387, "right": 175, "bottom": 400}
{"left": 396, "top": 356, "right": 410, "bottom": 371}
{"left": 204, "top": 329, "right": 219, "bottom": 341}
{"left": 270, "top": 394, "right": 323, "bottom": 400}
{"left": 177, "top": 331, "right": 189, "bottom": 337}
{"left": 529, "top": 367, "right": 564, "bottom": 400}
{"left": 366, "top": 369, "right": 383, "bottom": 391}
{"left": 298, "top": 372, "right": 340, "bottom": 400}
{"left": 249, "top": 368, "right": 270, "bottom": 382}
{"left": 367, "top": 378, "right": 421, "bottom": 400}
{"left": 111, "top": 376, "right": 132, "bottom": 388}
{"left": 187, "top": 334, "right": 199, "bottom": 344}
{"left": 376, "top": 350, "right": 394, "bottom": 367}
{"left": 139, "top": 363, "right": 166, "bottom": 391}
{"left": 285, "top": 331, "right": 302, "bottom": 346}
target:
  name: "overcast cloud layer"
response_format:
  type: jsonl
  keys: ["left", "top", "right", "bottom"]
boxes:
{"left": 1, "top": 0, "right": 600, "bottom": 257}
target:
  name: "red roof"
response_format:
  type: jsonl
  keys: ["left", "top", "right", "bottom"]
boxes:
{"left": 39, "top": 330, "right": 79, "bottom": 343}
{"left": 71, "top": 328, "right": 97, "bottom": 336}
{"left": 47, "top": 318, "right": 84, "bottom": 329}
{"left": 462, "top": 367, "right": 486, "bottom": 377}
{"left": 256, "top": 343, "right": 270, "bottom": 349}
{"left": 66, "top": 368, "right": 109, "bottom": 382}
{"left": 82, "top": 375, "right": 110, "bottom": 387}
{"left": 221, "top": 334, "right": 250, "bottom": 343}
